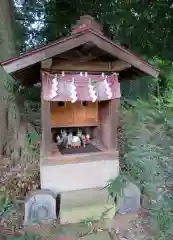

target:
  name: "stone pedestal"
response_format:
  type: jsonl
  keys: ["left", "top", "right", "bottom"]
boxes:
{"left": 24, "top": 189, "right": 56, "bottom": 225}
{"left": 116, "top": 183, "right": 141, "bottom": 214}
{"left": 60, "top": 188, "right": 115, "bottom": 224}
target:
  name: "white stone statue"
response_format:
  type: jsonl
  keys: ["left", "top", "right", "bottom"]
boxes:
{"left": 82, "top": 134, "right": 86, "bottom": 147}
{"left": 61, "top": 130, "right": 68, "bottom": 147}
{"left": 67, "top": 133, "right": 73, "bottom": 148}
{"left": 77, "top": 129, "right": 82, "bottom": 138}
{"left": 56, "top": 135, "right": 62, "bottom": 145}
{"left": 86, "top": 134, "right": 90, "bottom": 140}
{"left": 72, "top": 136, "right": 81, "bottom": 148}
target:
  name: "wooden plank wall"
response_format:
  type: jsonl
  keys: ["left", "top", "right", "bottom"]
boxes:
{"left": 50, "top": 101, "right": 98, "bottom": 127}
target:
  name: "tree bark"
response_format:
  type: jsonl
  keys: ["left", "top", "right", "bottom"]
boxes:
{"left": 0, "top": 0, "right": 17, "bottom": 61}
{"left": 0, "top": 0, "right": 18, "bottom": 155}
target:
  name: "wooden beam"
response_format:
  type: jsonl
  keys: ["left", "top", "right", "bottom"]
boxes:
{"left": 87, "top": 31, "right": 159, "bottom": 77}
{"left": 50, "top": 59, "right": 131, "bottom": 72}
{"left": 57, "top": 50, "right": 100, "bottom": 62}
{"left": 2, "top": 30, "right": 159, "bottom": 77}
{"left": 2, "top": 32, "right": 90, "bottom": 73}
{"left": 112, "top": 61, "right": 131, "bottom": 71}
{"left": 51, "top": 122, "right": 98, "bottom": 128}
{"left": 41, "top": 58, "right": 52, "bottom": 68}
{"left": 73, "top": 51, "right": 98, "bottom": 63}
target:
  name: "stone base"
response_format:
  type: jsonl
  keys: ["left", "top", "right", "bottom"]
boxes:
{"left": 60, "top": 188, "right": 115, "bottom": 224}
{"left": 40, "top": 159, "right": 119, "bottom": 194}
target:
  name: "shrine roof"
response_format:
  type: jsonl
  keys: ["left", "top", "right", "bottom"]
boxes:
{"left": 0, "top": 15, "right": 159, "bottom": 85}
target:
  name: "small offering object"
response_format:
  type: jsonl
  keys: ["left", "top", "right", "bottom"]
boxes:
{"left": 56, "top": 135, "right": 61, "bottom": 144}
{"left": 81, "top": 134, "right": 90, "bottom": 147}
{"left": 86, "top": 134, "right": 90, "bottom": 140}
{"left": 71, "top": 136, "right": 81, "bottom": 148}
{"left": 67, "top": 132, "right": 73, "bottom": 148}
{"left": 77, "top": 129, "right": 82, "bottom": 138}
{"left": 56, "top": 128, "right": 90, "bottom": 148}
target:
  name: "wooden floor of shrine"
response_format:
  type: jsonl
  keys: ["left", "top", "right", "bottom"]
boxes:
{"left": 58, "top": 143, "right": 101, "bottom": 155}
{"left": 41, "top": 140, "right": 119, "bottom": 165}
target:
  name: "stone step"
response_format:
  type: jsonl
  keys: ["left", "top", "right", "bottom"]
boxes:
{"left": 60, "top": 188, "right": 115, "bottom": 224}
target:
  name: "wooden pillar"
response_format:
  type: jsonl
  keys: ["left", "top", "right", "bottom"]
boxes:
{"left": 108, "top": 98, "right": 120, "bottom": 150}
{"left": 41, "top": 96, "right": 52, "bottom": 157}
{"left": 41, "top": 58, "right": 53, "bottom": 157}
{"left": 98, "top": 99, "right": 119, "bottom": 151}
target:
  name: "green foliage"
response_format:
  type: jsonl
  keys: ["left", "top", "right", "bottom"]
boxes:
{"left": 120, "top": 75, "right": 157, "bottom": 100}
{"left": 3, "top": 0, "right": 173, "bottom": 238}
{"left": 15, "top": 0, "right": 173, "bottom": 97}
{"left": 14, "top": 0, "right": 173, "bottom": 61}
{"left": 108, "top": 96, "right": 173, "bottom": 238}
{"left": 6, "top": 233, "right": 40, "bottom": 240}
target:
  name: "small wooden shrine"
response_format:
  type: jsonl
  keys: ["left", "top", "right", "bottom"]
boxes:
{"left": 1, "top": 15, "right": 159, "bottom": 223}
{"left": 42, "top": 69, "right": 120, "bottom": 154}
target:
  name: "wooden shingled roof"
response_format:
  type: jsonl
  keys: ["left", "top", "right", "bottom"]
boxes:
{"left": 0, "top": 15, "right": 159, "bottom": 85}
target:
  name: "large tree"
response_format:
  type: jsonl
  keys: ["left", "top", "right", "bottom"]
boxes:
{"left": 0, "top": 0, "right": 40, "bottom": 168}
{"left": 0, "top": 0, "right": 18, "bottom": 60}
{"left": 0, "top": 0, "right": 18, "bottom": 156}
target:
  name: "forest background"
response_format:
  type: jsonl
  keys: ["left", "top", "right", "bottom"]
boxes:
{"left": 1, "top": 0, "right": 173, "bottom": 239}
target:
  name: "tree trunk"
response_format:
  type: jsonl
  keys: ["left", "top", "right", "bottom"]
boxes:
{"left": 0, "top": 0, "right": 17, "bottom": 61}
{"left": 0, "top": 0, "right": 18, "bottom": 155}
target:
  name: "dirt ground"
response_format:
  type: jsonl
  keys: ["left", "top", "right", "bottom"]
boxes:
{"left": 109, "top": 209, "right": 151, "bottom": 239}
{"left": 22, "top": 209, "right": 150, "bottom": 240}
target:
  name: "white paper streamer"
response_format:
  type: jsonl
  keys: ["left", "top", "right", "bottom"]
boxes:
{"left": 104, "top": 77, "right": 112, "bottom": 99}
{"left": 88, "top": 79, "right": 97, "bottom": 102}
{"left": 50, "top": 74, "right": 59, "bottom": 99}
{"left": 70, "top": 78, "right": 78, "bottom": 103}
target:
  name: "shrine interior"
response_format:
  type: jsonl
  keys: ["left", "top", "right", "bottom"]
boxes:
{"left": 52, "top": 126, "right": 101, "bottom": 155}
{"left": 50, "top": 99, "right": 114, "bottom": 155}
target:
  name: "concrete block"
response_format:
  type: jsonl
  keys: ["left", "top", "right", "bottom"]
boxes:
{"left": 40, "top": 160, "right": 119, "bottom": 194}
{"left": 60, "top": 188, "right": 115, "bottom": 224}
